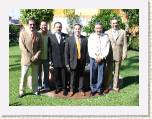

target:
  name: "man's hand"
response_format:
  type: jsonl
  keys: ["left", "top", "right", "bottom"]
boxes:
{"left": 66, "top": 65, "right": 70, "bottom": 71}
{"left": 122, "top": 54, "right": 127, "bottom": 60}
{"left": 95, "top": 57, "right": 102, "bottom": 64}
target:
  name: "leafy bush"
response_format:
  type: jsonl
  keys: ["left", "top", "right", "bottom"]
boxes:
{"left": 9, "top": 24, "right": 20, "bottom": 43}
{"left": 128, "top": 36, "right": 139, "bottom": 51}
{"left": 83, "top": 9, "right": 125, "bottom": 35}
{"left": 20, "top": 9, "right": 54, "bottom": 29}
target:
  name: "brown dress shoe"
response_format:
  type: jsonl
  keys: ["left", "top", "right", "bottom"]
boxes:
{"left": 113, "top": 88, "right": 120, "bottom": 92}
{"left": 69, "top": 92, "right": 74, "bottom": 97}
{"left": 103, "top": 88, "right": 110, "bottom": 94}
{"left": 80, "top": 91, "right": 85, "bottom": 96}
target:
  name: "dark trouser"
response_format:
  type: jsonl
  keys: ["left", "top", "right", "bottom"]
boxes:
{"left": 54, "top": 67, "right": 67, "bottom": 91}
{"left": 90, "top": 58, "right": 105, "bottom": 93}
{"left": 38, "top": 59, "right": 49, "bottom": 88}
{"left": 104, "top": 60, "right": 113, "bottom": 89}
{"left": 70, "top": 60, "right": 84, "bottom": 92}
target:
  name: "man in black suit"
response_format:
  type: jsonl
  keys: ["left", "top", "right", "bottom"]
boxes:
{"left": 65, "top": 23, "right": 88, "bottom": 97}
{"left": 48, "top": 22, "right": 68, "bottom": 96}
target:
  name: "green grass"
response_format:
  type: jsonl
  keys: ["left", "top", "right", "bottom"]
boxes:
{"left": 9, "top": 45, "right": 139, "bottom": 106}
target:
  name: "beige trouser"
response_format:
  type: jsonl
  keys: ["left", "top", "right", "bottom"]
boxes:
{"left": 113, "top": 61, "right": 121, "bottom": 89}
{"left": 19, "top": 63, "right": 38, "bottom": 95}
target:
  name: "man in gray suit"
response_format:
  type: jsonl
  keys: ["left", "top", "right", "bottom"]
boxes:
{"left": 65, "top": 23, "right": 88, "bottom": 97}
{"left": 105, "top": 18, "right": 127, "bottom": 92}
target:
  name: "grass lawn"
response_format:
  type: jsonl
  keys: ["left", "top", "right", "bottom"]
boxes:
{"left": 9, "top": 45, "right": 139, "bottom": 106}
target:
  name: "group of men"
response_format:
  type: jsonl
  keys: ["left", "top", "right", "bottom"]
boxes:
{"left": 18, "top": 17, "right": 127, "bottom": 98}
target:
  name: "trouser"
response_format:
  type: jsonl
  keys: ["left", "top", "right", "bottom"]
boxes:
{"left": 54, "top": 67, "right": 67, "bottom": 91}
{"left": 90, "top": 58, "right": 105, "bottom": 93}
{"left": 38, "top": 59, "right": 49, "bottom": 88}
{"left": 70, "top": 60, "right": 84, "bottom": 92}
{"left": 19, "top": 63, "right": 38, "bottom": 95}
{"left": 113, "top": 61, "right": 121, "bottom": 89}
{"left": 104, "top": 60, "right": 113, "bottom": 89}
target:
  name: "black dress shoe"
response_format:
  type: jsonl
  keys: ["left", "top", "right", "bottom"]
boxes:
{"left": 63, "top": 90, "right": 67, "bottom": 96}
{"left": 55, "top": 89, "right": 61, "bottom": 94}
{"left": 98, "top": 91, "right": 104, "bottom": 96}
{"left": 90, "top": 92, "right": 96, "bottom": 97}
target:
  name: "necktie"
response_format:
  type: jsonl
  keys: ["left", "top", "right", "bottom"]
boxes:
{"left": 76, "top": 37, "right": 81, "bottom": 59}
{"left": 31, "top": 32, "right": 36, "bottom": 45}
{"left": 113, "top": 30, "right": 118, "bottom": 40}
{"left": 96, "top": 36, "right": 101, "bottom": 57}
{"left": 58, "top": 34, "right": 61, "bottom": 44}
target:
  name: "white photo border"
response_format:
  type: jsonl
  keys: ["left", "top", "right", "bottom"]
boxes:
{"left": 0, "top": 0, "right": 148, "bottom": 116}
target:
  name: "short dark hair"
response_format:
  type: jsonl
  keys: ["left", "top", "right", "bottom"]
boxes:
{"left": 95, "top": 22, "right": 103, "bottom": 26}
{"left": 54, "top": 22, "right": 62, "bottom": 27}
{"left": 111, "top": 17, "right": 118, "bottom": 21}
{"left": 28, "top": 17, "right": 35, "bottom": 23}
{"left": 74, "top": 23, "right": 82, "bottom": 28}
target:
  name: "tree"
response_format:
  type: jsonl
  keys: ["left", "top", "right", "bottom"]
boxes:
{"left": 122, "top": 9, "right": 139, "bottom": 51}
{"left": 9, "top": 24, "right": 20, "bottom": 43}
{"left": 122, "top": 9, "right": 139, "bottom": 27}
{"left": 20, "top": 9, "right": 54, "bottom": 29}
{"left": 64, "top": 9, "right": 81, "bottom": 35}
{"left": 83, "top": 9, "right": 125, "bottom": 36}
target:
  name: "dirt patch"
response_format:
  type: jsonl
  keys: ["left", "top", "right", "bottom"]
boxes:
{"left": 40, "top": 90, "right": 105, "bottom": 99}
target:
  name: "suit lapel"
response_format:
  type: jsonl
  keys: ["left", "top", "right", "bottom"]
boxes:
{"left": 52, "top": 34, "right": 59, "bottom": 44}
{"left": 115, "top": 29, "right": 120, "bottom": 40}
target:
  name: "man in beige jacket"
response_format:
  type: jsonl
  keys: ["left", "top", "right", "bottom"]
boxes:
{"left": 19, "top": 18, "right": 41, "bottom": 98}
{"left": 105, "top": 18, "right": 127, "bottom": 92}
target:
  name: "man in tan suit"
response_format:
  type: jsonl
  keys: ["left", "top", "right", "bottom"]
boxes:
{"left": 19, "top": 18, "right": 41, "bottom": 98}
{"left": 105, "top": 18, "right": 127, "bottom": 92}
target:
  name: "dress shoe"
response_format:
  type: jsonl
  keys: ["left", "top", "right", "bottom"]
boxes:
{"left": 63, "top": 90, "right": 67, "bottom": 96}
{"left": 90, "top": 92, "right": 96, "bottom": 97}
{"left": 69, "top": 92, "right": 74, "bottom": 97}
{"left": 103, "top": 88, "right": 110, "bottom": 94}
{"left": 18, "top": 94, "right": 24, "bottom": 98}
{"left": 113, "top": 88, "right": 120, "bottom": 92}
{"left": 55, "top": 89, "right": 61, "bottom": 94}
{"left": 98, "top": 91, "right": 104, "bottom": 96}
{"left": 34, "top": 91, "right": 40, "bottom": 96}
{"left": 80, "top": 91, "right": 85, "bottom": 96}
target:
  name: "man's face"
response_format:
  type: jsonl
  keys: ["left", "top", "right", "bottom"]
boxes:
{"left": 54, "top": 23, "right": 62, "bottom": 33}
{"left": 74, "top": 25, "right": 81, "bottom": 36}
{"left": 111, "top": 19, "right": 119, "bottom": 30}
{"left": 40, "top": 21, "right": 47, "bottom": 32}
{"left": 94, "top": 24, "right": 102, "bottom": 35}
{"left": 28, "top": 20, "right": 35, "bottom": 32}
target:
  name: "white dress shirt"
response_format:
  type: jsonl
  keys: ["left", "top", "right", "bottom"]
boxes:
{"left": 55, "top": 33, "right": 61, "bottom": 44}
{"left": 112, "top": 29, "right": 118, "bottom": 40}
{"left": 88, "top": 33, "right": 110, "bottom": 59}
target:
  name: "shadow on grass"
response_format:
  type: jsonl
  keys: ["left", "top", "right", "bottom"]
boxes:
{"left": 121, "top": 75, "right": 139, "bottom": 89}
{"left": 9, "top": 63, "right": 21, "bottom": 71}
{"left": 121, "top": 56, "right": 139, "bottom": 70}
{"left": 9, "top": 102, "right": 22, "bottom": 106}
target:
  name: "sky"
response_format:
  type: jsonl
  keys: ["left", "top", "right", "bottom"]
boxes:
{"left": 9, "top": 9, "right": 20, "bottom": 19}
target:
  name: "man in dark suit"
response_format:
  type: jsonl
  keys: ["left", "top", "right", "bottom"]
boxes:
{"left": 65, "top": 23, "right": 88, "bottom": 97}
{"left": 48, "top": 22, "right": 68, "bottom": 96}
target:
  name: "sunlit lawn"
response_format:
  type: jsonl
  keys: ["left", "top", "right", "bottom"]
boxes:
{"left": 9, "top": 45, "right": 139, "bottom": 106}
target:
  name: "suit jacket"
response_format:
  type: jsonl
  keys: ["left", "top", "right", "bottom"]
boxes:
{"left": 48, "top": 32, "right": 68, "bottom": 68}
{"left": 65, "top": 35, "right": 88, "bottom": 70}
{"left": 105, "top": 28, "right": 127, "bottom": 61}
{"left": 19, "top": 30, "right": 41, "bottom": 65}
